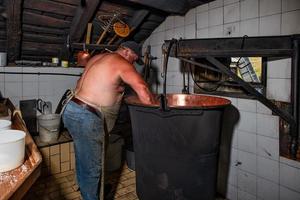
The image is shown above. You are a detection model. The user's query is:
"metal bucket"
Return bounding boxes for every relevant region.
[126,94,230,200]
[38,114,61,143]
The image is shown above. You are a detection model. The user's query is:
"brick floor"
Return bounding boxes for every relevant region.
[23,164,138,200]
[24,164,226,200]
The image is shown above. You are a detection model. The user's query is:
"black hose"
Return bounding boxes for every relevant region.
[160,39,177,111]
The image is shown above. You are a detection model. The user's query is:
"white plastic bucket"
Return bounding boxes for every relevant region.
[0,130,26,172]
[106,134,124,171]
[0,120,11,130]
[38,114,61,143]
[0,52,7,66]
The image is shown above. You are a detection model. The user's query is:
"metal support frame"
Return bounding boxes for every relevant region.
[165,35,300,158]
[291,39,300,157]
[71,43,118,51]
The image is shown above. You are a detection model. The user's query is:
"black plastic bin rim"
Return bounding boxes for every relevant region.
[125,94,231,109]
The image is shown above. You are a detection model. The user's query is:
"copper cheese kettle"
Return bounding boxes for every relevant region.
[77,50,91,67]
[77,23,92,67]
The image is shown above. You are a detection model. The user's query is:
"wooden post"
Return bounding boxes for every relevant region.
[61,0,102,60]
[6,0,23,65]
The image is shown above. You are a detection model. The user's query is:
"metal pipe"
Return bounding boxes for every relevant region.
[290,39,299,158]
[261,57,268,96]
[206,56,296,127]
[160,39,177,111]
[181,60,188,94]
[178,57,221,73]
[72,43,118,51]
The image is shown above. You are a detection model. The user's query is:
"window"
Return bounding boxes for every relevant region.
[193,57,266,97]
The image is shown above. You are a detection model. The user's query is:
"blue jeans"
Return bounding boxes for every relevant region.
[62,101,103,200]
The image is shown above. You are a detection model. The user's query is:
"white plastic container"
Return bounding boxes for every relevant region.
[0,120,11,130]
[0,130,26,172]
[38,114,61,143]
[0,52,7,66]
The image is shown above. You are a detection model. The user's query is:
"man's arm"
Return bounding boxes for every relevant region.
[119,62,154,104]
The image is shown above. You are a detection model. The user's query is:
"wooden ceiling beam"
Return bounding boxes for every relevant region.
[139,21,159,30]
[23,33,65,44]
[51,0,80,6]
[69,0,102,43]
[21,55,53,61]
[121,0,214,14]
[23,0,76,17]
[0,40,6,51]
[128,10,149,29]
[6,0,23,64]
[0,30,6,39]
[22,41,61,51]
[0,5,5,15]
[98,1,135,17]
[115,9,149,45]
[22,24,67,35]
[147,14,165,22]
[0,21,5,28]
[108,0,178,15]
[61,0,102,59]
[22,49,58,56]
[22,42,61,57]
[23,11,71,28]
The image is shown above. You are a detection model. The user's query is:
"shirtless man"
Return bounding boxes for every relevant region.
[62,41,154,200]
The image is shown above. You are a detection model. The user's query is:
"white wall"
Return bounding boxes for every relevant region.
[143,0,300,199]
[0,66,83,111]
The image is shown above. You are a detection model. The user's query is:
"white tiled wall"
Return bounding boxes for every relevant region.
[221,98,300,200]
[0,66,83,110]
[143,0,300,199]
[144,0,299,102]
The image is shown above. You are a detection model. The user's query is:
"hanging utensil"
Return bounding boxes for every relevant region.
[91,12,121,55]
[77,23,92,66]
[37,99,52,114]
[85,22,92,45]
[37,99,46,114]
[77,44,91,67]
[108,21,130,45]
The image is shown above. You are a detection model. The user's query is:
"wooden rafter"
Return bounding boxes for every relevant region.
[22,24,66,35]
[23,33,65,44]
[116,9,149,44]
[22,41,61,55]
[69,0,102,43]
[110,0,187,15]
[52,0,80,6]
[59,0,102,59]
[23,11,71,28]
[23,0,76,17]
[0,40,6,51]
[6,0,23,64]
[0,29,5,39]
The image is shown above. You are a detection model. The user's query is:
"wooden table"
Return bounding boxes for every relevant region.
[0,99,42,200]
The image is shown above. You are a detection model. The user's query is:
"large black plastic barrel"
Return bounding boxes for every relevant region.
[126,94,231,200]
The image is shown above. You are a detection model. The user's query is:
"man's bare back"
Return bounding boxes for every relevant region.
[75,49,154,107]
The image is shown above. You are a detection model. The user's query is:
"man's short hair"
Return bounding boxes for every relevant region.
[120,41,143,65]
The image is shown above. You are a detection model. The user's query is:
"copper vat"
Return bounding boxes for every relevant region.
[125,93,231,200]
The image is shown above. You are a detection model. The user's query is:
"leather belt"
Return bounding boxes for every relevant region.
[71,97,99,117]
